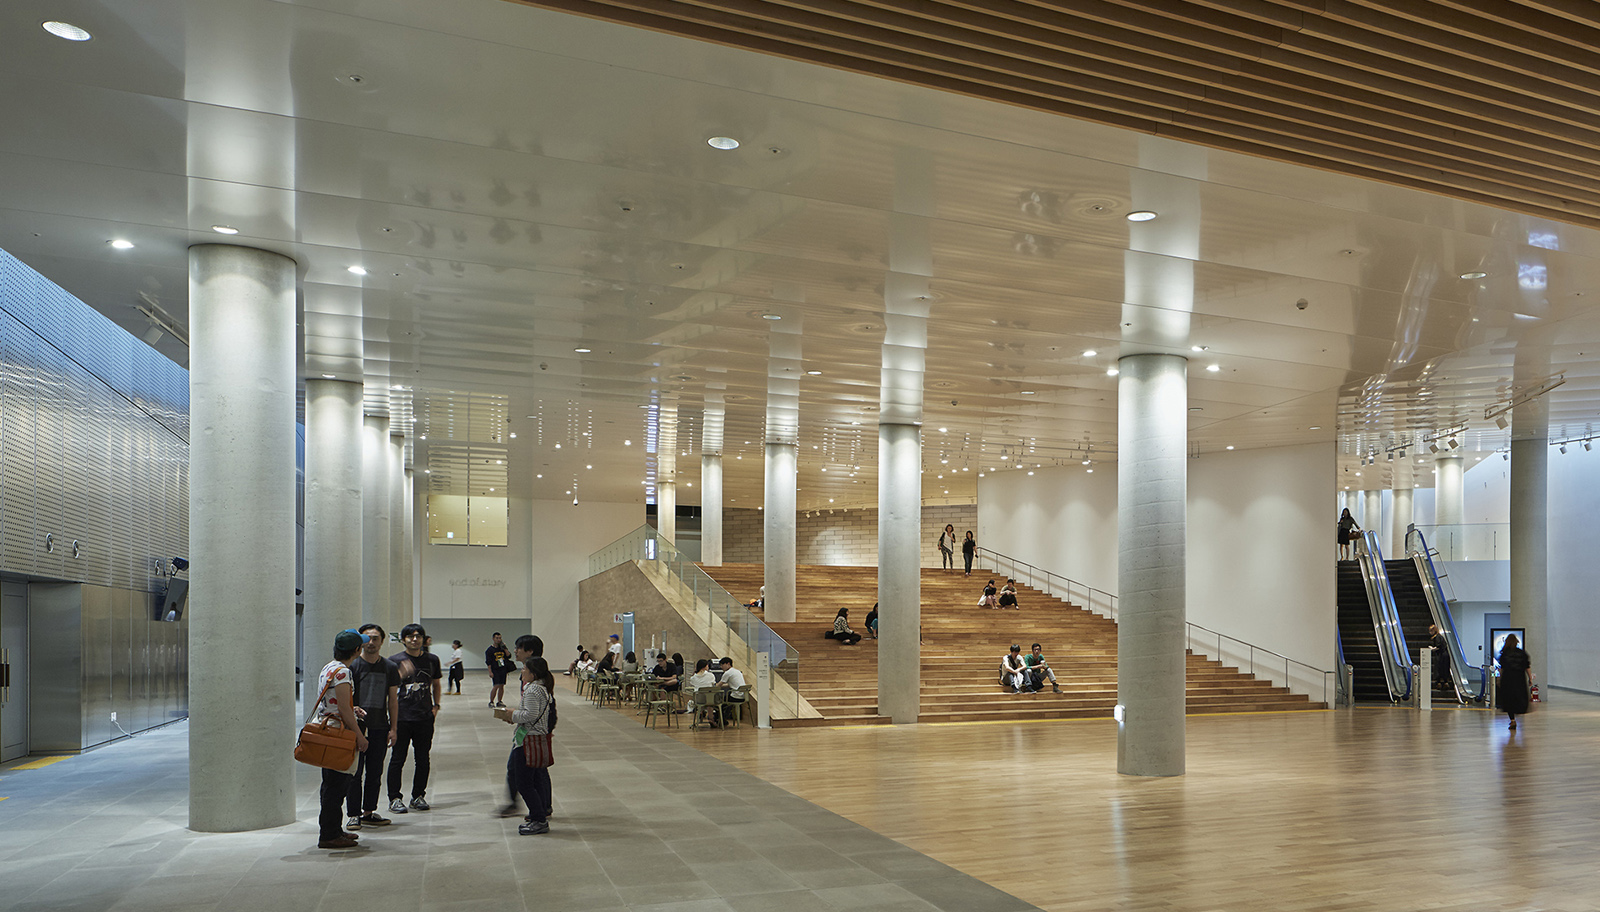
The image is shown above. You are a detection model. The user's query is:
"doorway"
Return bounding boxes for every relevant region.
[1,581,28,761]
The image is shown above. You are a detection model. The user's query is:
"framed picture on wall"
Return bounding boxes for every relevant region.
[1488,627,1525,674]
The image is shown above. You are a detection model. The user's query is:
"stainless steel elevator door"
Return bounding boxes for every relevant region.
[1,581,28,761]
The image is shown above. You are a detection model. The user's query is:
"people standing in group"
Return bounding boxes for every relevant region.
[1023,643,1062,693]
[345,624,399,830]
[826,607,862,645]
[312,630,368,850]
[1497,634,1533,730]
[504,656,555,835]
[938,523,957,570]
[1337,508,1361,560]
[962,531,976,576]
[486,632,515,707]
[387,624,442,815]
[446,639,464,695]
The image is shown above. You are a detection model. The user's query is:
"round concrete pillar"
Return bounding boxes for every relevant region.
[1363,489,1384,555]
[763,442,798,623]
[362,413,392,630]
[1392,484,1414,555]
[1116,353,1187,777]
[1435,456,1465,526]
[188,244,298,831]
[389,433,407,636]
[657,479,677,544]
[701,455,723,566]
[1509,439,1548,701]
[303,379,363,701]
[877,423,922,723]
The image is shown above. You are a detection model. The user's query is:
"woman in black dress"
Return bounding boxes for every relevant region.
[962,531,976,576]
[1497,634,1533,730]
[1336,508,1361,560]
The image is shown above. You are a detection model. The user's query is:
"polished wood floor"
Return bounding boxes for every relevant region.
[635,695,1600,912]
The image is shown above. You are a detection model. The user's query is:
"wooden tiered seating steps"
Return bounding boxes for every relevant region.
[699,562,1324,725]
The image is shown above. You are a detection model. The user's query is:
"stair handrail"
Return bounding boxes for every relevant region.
[979,546,1336,706]
[1187,621,1336,707]
[587,525,799,692]
[1355,531,1413,701]
[1403,526,1481,701]
[973,546,1118,620]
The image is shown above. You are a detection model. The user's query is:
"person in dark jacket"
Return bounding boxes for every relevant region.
[1497,634,1533,730]
[962,531,977,576]
[1337,508,1361,560]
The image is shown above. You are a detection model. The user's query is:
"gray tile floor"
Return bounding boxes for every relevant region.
[0,688,1039,912]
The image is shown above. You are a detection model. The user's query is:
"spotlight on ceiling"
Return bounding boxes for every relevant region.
[1495,415,1509,429]
[1560,444,1568,454]
[1428,442,1440,454]
[1502,452,1509,461]
[1586,440,1594,452]
[1448,437,1460,449]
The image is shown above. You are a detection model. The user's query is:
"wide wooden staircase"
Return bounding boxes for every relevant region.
[701,563,1324,726]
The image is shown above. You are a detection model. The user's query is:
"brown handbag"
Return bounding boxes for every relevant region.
[294,670,360,771]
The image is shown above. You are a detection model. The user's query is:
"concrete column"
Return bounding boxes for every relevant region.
[877,422,922,723]
[657,480,676,544]
[1509,439,1549,700]
[403,468,416,624]
[1435,456,1465,526]
[1392,484,1414,555]
[1363,488,1384,555]
[701,455,723,565]
[389,433,407,636]
[362,414,392,631]
[187,244,297,831]
[763,442,798,623]
[1116,353,1187,778]
[302,379,363,703]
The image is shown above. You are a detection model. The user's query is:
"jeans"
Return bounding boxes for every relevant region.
[508,746,552,822]
[345,723,389,815]
[963,551,974,573]
[320,769,352,840]
[388,717,435,800]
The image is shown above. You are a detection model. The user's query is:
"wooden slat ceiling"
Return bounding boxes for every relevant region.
[510,0,1600,229]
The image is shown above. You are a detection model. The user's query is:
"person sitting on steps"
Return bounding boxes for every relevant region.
[979,579,998,609]
[825,607,863,645]
[1023,643,1062,693]
[999,644,1033,693]
[998,579,1020,610]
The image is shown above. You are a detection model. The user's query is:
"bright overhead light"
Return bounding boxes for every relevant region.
[707,136,740,150]
[110,239,134,249]
[624,439,631,446]
[1226,445,1235,450]
[1082,349,1097,357]
[347,265,367,276]
[321,373,335,379]
[761,313,782,321]
[1309,426,1321,430]
[43,20,92,41]
[1019,390,1036,395]
[1126,210,1158,222]
[1206,364,1221,372]
[211,225,239,235]
[938,427,948,433]
[1461,271,1488,280]
[806,370,822,375]
[574,347,591,353]
[1107,367,1119,376]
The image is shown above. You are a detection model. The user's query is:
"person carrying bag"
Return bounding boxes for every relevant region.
[503,656,556,835]
[302,629,370,849]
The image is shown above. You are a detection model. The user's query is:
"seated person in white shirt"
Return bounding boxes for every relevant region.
[717,658,747,701]
[999,644,1032,693]
[686,659,717,691]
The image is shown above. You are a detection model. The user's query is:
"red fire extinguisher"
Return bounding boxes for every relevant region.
[1531,673,1541,703]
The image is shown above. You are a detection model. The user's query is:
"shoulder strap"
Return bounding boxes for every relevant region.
[303,668,337,726]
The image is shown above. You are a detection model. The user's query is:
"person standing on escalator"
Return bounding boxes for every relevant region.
[1428,625,1452,694]
[1337,508,1361,561]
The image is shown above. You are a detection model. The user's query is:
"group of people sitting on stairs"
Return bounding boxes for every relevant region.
[1000,643,1062,694]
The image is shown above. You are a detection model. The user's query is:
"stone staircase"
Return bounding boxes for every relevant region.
[701,562,1324,725]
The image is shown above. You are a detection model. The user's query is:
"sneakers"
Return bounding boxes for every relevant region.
[409,796,430,811]
[1052,684,1062,693]
[389,798,409,814]
[518,820,550,835]
[359,812,391,826]
[318,835,359,849]
[489,701,497,708]
[346,815,361,830]
[497,803,521,818]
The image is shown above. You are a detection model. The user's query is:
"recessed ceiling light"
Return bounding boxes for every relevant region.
[574,347,591,353]
[347,265,367,276]
[1126,210,1158,222]
[1019,390,1036,395]
[806,370,822,375]
[707,136,740,150]
[761,313,782,321]
[624,439,631,446]
[321,373,335,379]
[1082,349,1097,357]
[1226,445,1235,450]
[938,427,948,433]
[42,20,92,41]
[1206,364,1221,372]
[1461,271,1487,280]
[1191,345,1207,352]
[209,225,241,236]
[1309,426,1321,430]
[1107,367,1119,376]
[110,239,134,249]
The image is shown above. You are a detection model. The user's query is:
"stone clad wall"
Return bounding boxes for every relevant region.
[722,504,977,567]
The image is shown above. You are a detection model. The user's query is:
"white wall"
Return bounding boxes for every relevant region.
[1463,455,1511,523]
[979,443,1337,698]
[1547,444,1600,693]
[528,499,641,663]
[420,495,533,621]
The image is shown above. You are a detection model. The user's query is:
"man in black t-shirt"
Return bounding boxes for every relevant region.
[387,623,443,814]
[485,632,515,709]
[346,624,400,828]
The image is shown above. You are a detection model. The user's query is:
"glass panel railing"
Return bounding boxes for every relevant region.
[588,525,800,697]
[1404,527,1485,701]
[1356,532,1412,701]
[973,547,1118,620]
[1410,523,1509,561]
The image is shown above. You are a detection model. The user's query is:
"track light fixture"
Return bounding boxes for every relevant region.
[1560,444,1568,454]
[1586,440,1593,452]
[1495,415,1509,430]
[1428,442,1440,454]
[1448,437,1460,449]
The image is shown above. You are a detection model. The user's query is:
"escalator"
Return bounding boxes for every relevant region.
[1384,560,1442,687]
[1336,561,1392,703]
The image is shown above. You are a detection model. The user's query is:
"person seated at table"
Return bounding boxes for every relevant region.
[619,651,639,675]
[998,579,1020,610]
[825,607,863,645]
[716,657,747,727]
[594,649,616,676]
[651,653,680,693]
[686,658,717,691]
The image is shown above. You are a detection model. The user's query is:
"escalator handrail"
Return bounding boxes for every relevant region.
[1403,527,1480,700]
[1355,532,1413,700]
